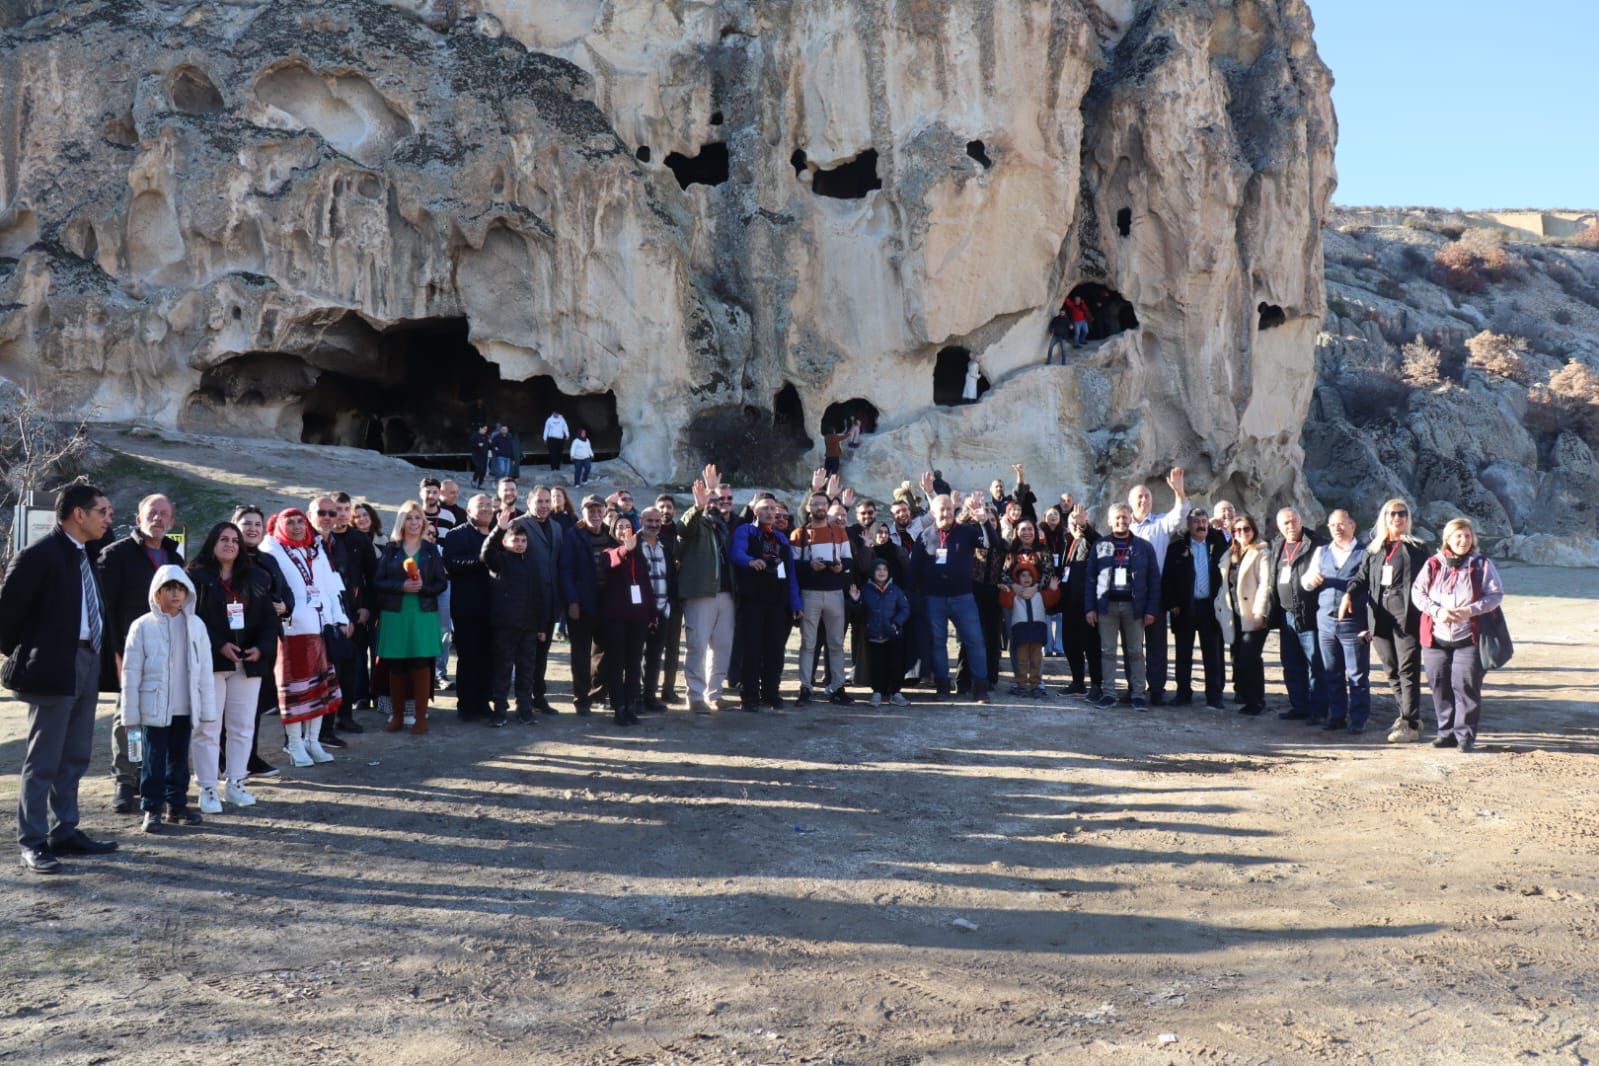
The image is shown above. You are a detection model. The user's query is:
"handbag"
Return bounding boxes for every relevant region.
[317,607,356,664]
[1477,607,1514,670]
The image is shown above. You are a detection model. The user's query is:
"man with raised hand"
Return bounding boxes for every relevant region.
[909,473,990,704]
[677,466,737,713]
[1127,466,1190,706]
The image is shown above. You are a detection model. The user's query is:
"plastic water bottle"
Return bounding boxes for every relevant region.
[127,726,144,764]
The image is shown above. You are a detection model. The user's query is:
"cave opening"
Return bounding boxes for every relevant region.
[664,142,730,189]
[810,149,882,199]
[709,110,724,126]
[635,145,651,163]
[1067,282,1139,341]
[773,383,812,450]
[966,140,992,168]
[293,317,622,464]
[790,149,808,178]
[1258,302,1286,330]
[169,66,224,115]
[1116,207,1132,237]
[822,398,879,434]
[933,346,988,406]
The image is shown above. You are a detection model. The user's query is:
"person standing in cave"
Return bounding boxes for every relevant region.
[488,423,513,481]
[542,409,571,473]
[468,424,491,490]
[569,428,594,487]
[961,355,983,403]
[1046,305,1073,364]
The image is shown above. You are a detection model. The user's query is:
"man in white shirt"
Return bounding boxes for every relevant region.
[542,411,571,472]
[1128,466,1190,705]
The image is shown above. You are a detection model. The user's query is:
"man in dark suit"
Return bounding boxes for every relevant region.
[512,485,564,714]
[1,483,119,873]
[442,493,496,722]
[636,506,679,713]
[97,493,184,812]
[1163,509,1226,709]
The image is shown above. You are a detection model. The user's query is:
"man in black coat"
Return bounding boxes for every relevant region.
[512,485,564,714]
[1163,510,1226,708]
[97,493,183,812]
[636,506,680,713]
[442,494,497,722]
[1,483,119,873]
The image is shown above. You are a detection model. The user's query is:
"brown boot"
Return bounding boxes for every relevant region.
[385,707,405,732]
[386,678,408,732]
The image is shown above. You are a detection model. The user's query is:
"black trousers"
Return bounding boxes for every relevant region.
[868,639,905,697]
[1372,625,1423,725]
[600,619,647,710]
[491,625,540,710]
[1231,629,1268,708]
[567,613,607,707]
[737,599,789,702]
[547,441,563,471]
[958,584,1002,688]
[643,616,669,701]
[454,615,493,718]
[659,600,683,696]
[1064,609,1102,686]
[1171,600,1224,701]
[1138,613,1170,697]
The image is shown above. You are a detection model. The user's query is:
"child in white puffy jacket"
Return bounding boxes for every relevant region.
[121,565,217,832]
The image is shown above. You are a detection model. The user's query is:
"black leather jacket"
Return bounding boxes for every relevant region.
[373,541,449,614]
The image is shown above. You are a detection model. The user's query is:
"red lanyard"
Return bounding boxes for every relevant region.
[1284,539,1303,565]
[1384,540,1401,564]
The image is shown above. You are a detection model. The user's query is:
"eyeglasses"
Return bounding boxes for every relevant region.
[1233,525,1254,533]
[1390,510,1409,518]
[316,509,338,517]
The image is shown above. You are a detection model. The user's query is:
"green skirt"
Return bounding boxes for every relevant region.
[376,595,443,661]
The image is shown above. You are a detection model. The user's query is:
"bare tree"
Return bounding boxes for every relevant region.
[0,387,89,572]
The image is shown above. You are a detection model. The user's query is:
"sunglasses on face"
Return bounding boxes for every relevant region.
[316,509,338,517]
[1390,510,1409,518]
[1234,525,1254,534]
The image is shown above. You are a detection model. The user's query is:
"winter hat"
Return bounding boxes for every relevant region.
[1011,561,1039,583]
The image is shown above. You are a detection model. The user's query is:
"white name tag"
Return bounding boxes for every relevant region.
[305,586,322,609]
[776,562,786,579]
[226,602,245,630]
[1113,566,1129,589]
[1380,563,1395,587]
[935,548,949,565]
[629,584,642,605]
[1279,564,1293,584]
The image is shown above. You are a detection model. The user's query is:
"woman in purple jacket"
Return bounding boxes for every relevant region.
[1411,518,1504,753]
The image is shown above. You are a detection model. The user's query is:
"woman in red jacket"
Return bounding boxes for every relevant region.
[600,512,654,726]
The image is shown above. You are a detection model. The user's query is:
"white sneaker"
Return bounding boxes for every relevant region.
[870,692,883,707]
[890,693,908,706]
[1387,721,1422,743]
[225,780,257,807]
[198,785,223,815]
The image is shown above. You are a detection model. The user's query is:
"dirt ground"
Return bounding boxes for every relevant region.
[2,431,1597,1064]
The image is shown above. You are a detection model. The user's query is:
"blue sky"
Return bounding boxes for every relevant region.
[1311,0,1597,210]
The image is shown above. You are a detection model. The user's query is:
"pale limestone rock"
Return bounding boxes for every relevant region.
[0,0,1335,504]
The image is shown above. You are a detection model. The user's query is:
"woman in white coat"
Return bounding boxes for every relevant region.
[1217,513,1273,716]
[261,507,348,767]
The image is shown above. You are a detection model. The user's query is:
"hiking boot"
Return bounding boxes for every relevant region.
[1387,721,1422,743]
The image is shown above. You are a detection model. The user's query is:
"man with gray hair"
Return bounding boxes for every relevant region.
[1268,506,1327,723]
[1128,467,1189,705]
[1086,502,1161,709]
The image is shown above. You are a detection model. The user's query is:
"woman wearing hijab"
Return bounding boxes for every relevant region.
[260,507,347,766]
[1411,518,1505,753]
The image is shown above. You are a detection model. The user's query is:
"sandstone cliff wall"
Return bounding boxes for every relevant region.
[0,0,1335,501]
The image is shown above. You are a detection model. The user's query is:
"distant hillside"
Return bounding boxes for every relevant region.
[1306,207,1599,565]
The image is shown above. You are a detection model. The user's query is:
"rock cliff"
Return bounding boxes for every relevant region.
[0,0,1335,499]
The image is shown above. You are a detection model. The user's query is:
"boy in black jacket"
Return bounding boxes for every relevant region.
[482,515,550,726]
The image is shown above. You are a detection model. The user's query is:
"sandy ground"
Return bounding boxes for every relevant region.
[0,554,1594,1065]
[3,429,1597,1063]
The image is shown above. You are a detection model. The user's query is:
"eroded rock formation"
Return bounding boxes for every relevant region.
[0,0,1335,498]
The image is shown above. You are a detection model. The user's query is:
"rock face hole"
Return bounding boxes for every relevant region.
[709,111,724,126]
[1068,282,1139,341]
[1257,302,1286,330]
[822,398,879,434]
[772,383,812,450]
[664,142,729,189]
[635,145,651,163]
[169,66,224,115]
[966,140,992,168]
[790,149,808,178]
[1116,207,1132,237]
[286,317,620,461]
[933,346,988,406]
[810,150,882,199]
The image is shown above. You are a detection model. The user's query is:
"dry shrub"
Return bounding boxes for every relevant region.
[1400,334,1443,387]
[1434,228,1521,291]
[1527,360,1599,445]
[1572,223,1599,249]
[1465,330,1533,384]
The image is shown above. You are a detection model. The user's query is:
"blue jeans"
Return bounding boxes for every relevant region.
[139,716,193,813]
[1279,614,1327,716]
[489,456,511,479]
[572,458,592,486]
[1046,337,1069,365]
[436,585,453,676]
[924,593,986,684]
[1046,613,1065,655]
[1073,320,1090,345]
[1317,620,1370,727]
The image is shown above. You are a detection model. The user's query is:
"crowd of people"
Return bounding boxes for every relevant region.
[3,460,1507,873]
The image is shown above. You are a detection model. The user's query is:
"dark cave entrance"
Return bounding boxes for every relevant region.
[1258,302,1286,330]
[1116,207,1132,237]
[1067,282,1139,341]
[294,317,622,463]
[966,140,992,169]
[773,382,813,450]
[665,142,730,189]
[808,149,882,199]
[822,398,879,434]
[933,346,988,406]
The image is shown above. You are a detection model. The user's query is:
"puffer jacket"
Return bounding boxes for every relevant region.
[860,578,911,642]
[120,565,219,728]
[481,527,552,631]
